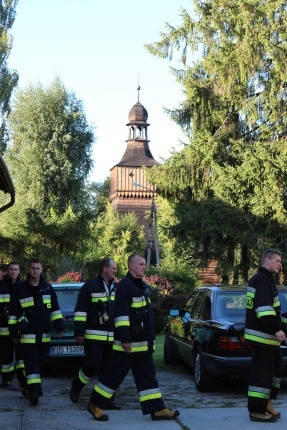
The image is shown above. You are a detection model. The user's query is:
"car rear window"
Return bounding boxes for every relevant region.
[55,289,79,310]
[214,292,246,320]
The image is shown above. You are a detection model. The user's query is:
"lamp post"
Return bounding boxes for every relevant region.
[132,181,160,267]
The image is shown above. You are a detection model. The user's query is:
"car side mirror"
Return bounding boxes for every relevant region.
[169,309,192,322]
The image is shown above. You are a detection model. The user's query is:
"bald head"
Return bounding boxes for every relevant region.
[128,254,146,278]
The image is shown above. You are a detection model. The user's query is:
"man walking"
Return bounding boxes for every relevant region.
[70,257,120,409]
[0,261,25,388]
[8,258,64,406]
[87,253,180,422]
[245,248,286,422]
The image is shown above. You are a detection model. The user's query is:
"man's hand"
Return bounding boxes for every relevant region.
[76,336,84,343]
[121,342,131,353]
[275,330,286,342]
[58,331,64,339]
[12,337,19,344]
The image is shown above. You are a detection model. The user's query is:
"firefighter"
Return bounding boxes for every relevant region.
[0,261,25,388]
[70,258,120,409]
[87,253,180,422]
[245,248,286,423]
[8,258,64,406]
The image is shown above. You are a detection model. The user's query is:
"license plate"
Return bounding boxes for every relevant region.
[49,345,84,355]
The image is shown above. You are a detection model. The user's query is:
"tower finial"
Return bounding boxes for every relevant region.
[137,73,140,102]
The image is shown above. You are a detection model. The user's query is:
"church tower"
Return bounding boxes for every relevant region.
[110,86,160,233]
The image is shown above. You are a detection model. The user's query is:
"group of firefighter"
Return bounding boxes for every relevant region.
[0,248,285,424]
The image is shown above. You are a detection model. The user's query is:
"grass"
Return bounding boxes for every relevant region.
[154,334,165,368]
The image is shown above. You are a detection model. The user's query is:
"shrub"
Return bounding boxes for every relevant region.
[150,286,187,334]
[143,274,173,294]
[56,271,83,283]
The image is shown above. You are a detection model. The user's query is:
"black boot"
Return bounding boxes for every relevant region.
[30,392,39,406]
[70,376,84,404]
[107,400,122,410]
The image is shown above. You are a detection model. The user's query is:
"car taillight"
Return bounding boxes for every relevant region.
[217,336,251,350]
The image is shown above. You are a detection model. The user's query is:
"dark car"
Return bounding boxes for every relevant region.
[46,282,84,360]
[164,285,287,392]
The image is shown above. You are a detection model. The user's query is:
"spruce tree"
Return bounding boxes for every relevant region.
[146,1,287,281]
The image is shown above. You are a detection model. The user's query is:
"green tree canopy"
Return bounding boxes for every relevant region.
[146,1,287,281]
[0,77,95,269]
[84,203,146,278]
[7,77,94,214]
[0,0,19,152]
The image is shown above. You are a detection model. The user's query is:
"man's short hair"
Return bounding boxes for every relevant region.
[98,258,114,275]
[261,249,281,266]
[8,261,19,269]
[128,253,144,266]
[28,258,42,268]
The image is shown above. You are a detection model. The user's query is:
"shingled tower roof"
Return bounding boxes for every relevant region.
[113,85,160,168]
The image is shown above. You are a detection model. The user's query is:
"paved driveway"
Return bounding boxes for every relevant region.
[1,362,287,429]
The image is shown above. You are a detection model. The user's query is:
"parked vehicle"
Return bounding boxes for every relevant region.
[164,285,287,392]
[45,282,84,360]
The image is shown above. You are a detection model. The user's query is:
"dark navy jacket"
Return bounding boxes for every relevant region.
[8,275,64,345]
[74,275,116,343]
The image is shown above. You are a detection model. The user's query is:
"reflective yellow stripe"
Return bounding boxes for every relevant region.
[74,316,86,322]
[0,294,9,302]
[21,338,36,344]
[27,374,41,385]
[257,310,276,318]
[113,344,125,352]
[115,320,130,328]
[1,363,14,372]
[140,392,162,402]
[20,297,34,308]
[248,390,269,399]
[244,333,279,346]
[84,335,114,342]
[50,310,63,321]
[95,384,113,399]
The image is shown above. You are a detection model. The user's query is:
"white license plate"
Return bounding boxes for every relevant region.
[49,345,84,355]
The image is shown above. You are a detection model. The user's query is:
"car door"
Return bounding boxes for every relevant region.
[176,290,207,367]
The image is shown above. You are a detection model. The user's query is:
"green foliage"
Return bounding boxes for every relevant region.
[7,77,94,214]
[144,272,189,333]
[150,286,187,334]
[145,1,287,282]
[147,196,199,293]
[84,203,146,278]
[0,0,19,152]
[0,77,95,272]
[85,178,111,217]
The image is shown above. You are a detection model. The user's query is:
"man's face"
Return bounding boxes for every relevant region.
[28,263,43,280]
[102,261,117,283]
[129,256,146,278]
[7,264,20,283]
[266,255,282,274]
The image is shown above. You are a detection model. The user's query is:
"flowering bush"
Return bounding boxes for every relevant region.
[143,274,173,295]
[143,274,187,333]
[56,271,83,283]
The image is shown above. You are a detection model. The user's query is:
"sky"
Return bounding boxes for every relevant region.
[7,0,192,183]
